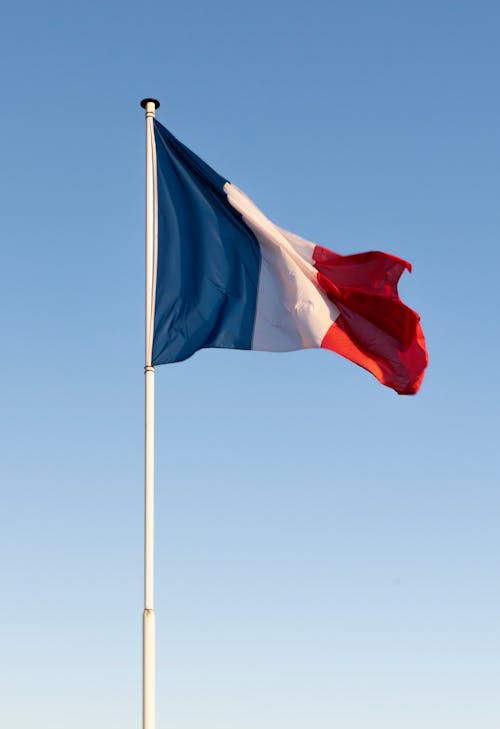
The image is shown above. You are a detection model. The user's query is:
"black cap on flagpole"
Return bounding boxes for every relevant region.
[140,98,161,109]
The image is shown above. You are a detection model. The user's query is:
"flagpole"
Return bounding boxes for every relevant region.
[141,96,160,729]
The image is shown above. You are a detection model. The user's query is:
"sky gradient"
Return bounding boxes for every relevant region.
[1,1,499,727]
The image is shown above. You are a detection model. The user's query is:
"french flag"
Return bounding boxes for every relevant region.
[152,120,428,395]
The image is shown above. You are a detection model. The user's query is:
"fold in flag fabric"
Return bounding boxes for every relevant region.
[152,120,428,395]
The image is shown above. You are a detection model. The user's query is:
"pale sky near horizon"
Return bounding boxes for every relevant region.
[1,2,499,728]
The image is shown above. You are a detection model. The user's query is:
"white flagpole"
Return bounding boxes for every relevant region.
[140,97,160,729]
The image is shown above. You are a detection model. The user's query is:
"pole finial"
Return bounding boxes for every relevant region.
[140,98,160,110]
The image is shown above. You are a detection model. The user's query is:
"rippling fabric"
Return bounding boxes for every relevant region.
[151,120,427,394]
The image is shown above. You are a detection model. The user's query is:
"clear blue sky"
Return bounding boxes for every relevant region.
[1,1,499,727]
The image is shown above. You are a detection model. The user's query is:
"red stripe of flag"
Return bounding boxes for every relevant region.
[313,247,428,395]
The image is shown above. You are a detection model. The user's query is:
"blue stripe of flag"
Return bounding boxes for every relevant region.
[152,120,262,365]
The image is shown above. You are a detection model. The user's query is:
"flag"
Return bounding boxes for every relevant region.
[151,120,428,395]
